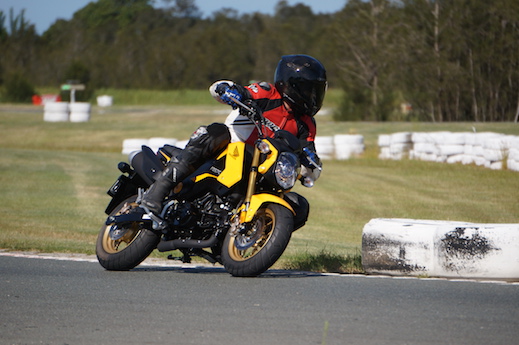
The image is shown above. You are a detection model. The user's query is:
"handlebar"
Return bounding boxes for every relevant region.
[227,94,255,115]
[227,94,266,138]
[228,93,321,175]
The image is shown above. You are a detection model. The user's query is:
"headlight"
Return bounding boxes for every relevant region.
[275,152,299,190]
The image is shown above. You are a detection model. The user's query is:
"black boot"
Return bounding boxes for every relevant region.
[140,161,191,216]
[141,123,230,216]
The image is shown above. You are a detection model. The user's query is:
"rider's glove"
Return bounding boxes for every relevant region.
[209,80,243,109]
[215,83,242,109]
[302,147,321,170]
[300,147,322,185]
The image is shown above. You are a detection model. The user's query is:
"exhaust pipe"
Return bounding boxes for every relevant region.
[157,234,218,252]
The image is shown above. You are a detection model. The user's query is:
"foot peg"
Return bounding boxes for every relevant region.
[139,205,167,230]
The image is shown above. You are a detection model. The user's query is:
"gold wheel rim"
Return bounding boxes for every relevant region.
[102,202,141,254]
[228,208,275,262]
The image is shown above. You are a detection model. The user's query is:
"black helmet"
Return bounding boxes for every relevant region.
[274,54,327,116]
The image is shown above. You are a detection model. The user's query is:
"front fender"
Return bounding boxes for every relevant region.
[239,193,295,223]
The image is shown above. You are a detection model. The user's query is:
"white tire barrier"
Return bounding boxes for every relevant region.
[122,138,179,155]
[333,134,364,160]
[69,102,91,122]
[123,134,366,159]
[122,139,149,155]
[97,95,113,107]
[43,102,69,122]
[378,132,412,160]
[362,218,519,280]
[175,140,189,149]
[148,137,178,153]
[314,136,334,160]
[380,131,519,172]
[314,135,365,160]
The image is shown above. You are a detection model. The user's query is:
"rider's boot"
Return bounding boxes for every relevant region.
[140,123,231,217]
[140,160,191,216]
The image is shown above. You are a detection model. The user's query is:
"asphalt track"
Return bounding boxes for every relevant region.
[1,252,518,345]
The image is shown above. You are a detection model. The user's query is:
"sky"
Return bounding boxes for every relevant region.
[1,0,347,35]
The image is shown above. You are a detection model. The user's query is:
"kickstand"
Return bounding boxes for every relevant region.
[167,248,219,264]
[167,250,191,263]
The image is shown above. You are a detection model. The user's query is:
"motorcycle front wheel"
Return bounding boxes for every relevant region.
[221,203,293,277]
[96,196,160,271]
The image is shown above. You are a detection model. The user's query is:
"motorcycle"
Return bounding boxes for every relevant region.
[96,98,319,277]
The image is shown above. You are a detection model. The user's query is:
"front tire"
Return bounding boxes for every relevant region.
[96,196,160,271]
[221,203,293,277]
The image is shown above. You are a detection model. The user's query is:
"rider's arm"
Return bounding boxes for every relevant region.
[297,116,322,181]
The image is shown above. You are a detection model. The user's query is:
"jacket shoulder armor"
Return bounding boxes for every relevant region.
[258,82,271,91]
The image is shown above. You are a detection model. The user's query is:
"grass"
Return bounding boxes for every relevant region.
[35,87,345,108]
[1,98,519,273]
[284,250,363,274]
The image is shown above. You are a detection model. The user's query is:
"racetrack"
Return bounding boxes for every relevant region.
[1,253,518,345]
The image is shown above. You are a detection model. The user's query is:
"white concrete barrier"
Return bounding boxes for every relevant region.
[362,218,519,280]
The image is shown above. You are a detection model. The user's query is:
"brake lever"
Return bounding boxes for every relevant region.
[227,94,256,115]
[227,95,265,138]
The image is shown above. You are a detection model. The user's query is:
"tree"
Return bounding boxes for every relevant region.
[2,0,518,122]
[2,72,36,103]
[333,0,405,121]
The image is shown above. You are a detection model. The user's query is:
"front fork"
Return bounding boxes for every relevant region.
[236,143,294,226]
[240,143,262,223]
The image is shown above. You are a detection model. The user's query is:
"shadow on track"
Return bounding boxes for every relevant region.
[131,264,325,278]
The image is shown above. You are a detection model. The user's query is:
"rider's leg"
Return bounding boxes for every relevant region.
[139,158,191,215]
[140,123,230,215]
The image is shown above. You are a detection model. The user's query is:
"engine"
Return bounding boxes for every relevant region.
[164,193,230,241]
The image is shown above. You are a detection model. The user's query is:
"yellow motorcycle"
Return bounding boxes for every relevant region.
[96,100,317,276]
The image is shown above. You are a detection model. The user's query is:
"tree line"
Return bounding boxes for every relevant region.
[1,0,518,122]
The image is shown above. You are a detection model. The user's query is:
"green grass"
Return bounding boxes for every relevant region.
[284,250,363,274]
[1,101,519,273]
[34,87,344,108]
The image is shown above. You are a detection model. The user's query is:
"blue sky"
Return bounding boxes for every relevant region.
[1,0,347,34]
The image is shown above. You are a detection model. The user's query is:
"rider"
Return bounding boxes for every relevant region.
[139,54,327,225]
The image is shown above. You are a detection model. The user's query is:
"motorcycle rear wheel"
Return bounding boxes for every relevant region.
[221,203,293,277]
[96,196,160,271]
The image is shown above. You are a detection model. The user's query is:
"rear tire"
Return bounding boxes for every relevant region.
[221,204,293,277]
[96,196,160,271]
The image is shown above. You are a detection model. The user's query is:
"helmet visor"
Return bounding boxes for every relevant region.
[288,78,327,116]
